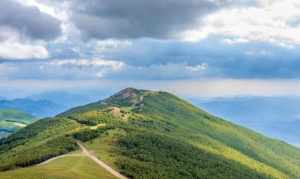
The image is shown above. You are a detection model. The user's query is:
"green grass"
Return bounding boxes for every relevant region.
[0,155,117,179]
[0,88,300,178]
[0,109,36,138]
[85,130,276,179]
[81,90,300,179]
[0,109,35,123]
[0,118,81,170]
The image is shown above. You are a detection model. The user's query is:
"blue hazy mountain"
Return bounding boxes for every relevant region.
[29,91,106,109]
[0,91,109,118]
[192,96,300,147]
[0,99,63,117]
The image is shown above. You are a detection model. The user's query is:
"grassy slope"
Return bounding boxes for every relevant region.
[0,118,81,170]
[0,88,299,178]
[62,89,300,178]
[0,155,117,179]
[140,93,300,174]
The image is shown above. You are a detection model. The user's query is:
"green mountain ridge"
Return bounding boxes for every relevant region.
[0,109,36,138]
[0,88,299,179]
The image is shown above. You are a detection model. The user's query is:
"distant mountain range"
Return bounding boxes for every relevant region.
[0,99,63,117]
[29,91,100,109]
[0,88,299,178]
[0,91,105,118]
[193,97,300,147]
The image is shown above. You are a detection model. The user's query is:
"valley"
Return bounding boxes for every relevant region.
[0,109,36,138]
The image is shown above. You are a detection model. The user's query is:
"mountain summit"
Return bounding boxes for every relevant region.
[0,88,299,179]
[104,87,146,107]
[109,88,141,100]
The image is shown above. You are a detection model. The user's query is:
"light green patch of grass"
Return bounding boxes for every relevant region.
[0,155,118,179]
[0,109,35,124]
[85,128,127,169]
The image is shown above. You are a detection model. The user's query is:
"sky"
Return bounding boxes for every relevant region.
[1,0,300,99]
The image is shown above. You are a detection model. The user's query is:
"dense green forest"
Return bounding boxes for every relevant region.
[0,88,299,178]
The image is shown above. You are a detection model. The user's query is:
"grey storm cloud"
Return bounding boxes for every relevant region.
[69,0,220,40]
[0,0,62,41]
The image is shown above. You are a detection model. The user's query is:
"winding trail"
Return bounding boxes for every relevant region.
[38,141,128,179]
[76,141,128,179]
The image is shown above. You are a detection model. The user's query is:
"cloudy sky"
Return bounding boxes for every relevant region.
[1,0,300,98]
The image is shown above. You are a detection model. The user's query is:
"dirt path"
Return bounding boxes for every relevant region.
[38,141,128,179]
[76,141,128,179]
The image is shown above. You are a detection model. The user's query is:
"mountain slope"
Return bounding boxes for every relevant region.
[194,97,300,147]
[0,88,299,179]
[0,109,36,138]
[0,154,118,179]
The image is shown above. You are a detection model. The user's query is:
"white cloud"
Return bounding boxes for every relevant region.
[0,1,60,60]
[186,63,209,72]
[0,58,126,80]
[181,0,300,45]
[17,0,54,16]
[94,39,132,53]
[0,39,48,59]
[223,38,249,44]
[49,59,124,71]
[41,58,124,79]
[244,49,272,56]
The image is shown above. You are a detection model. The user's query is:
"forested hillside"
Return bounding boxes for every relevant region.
[0,88,299,179]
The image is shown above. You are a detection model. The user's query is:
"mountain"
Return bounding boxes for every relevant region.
[0,98,64,117]
[193,97,300,147]
[30,91,106,109]
[0,88,299,179]
[0,109,36,138]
